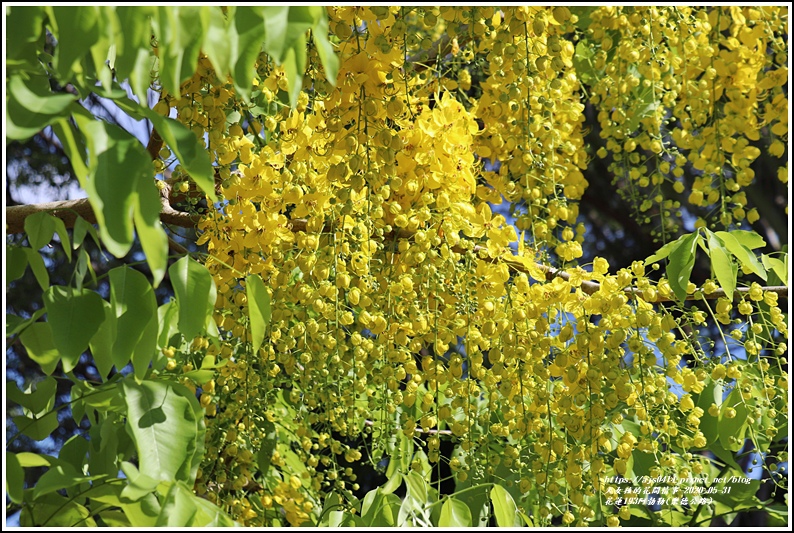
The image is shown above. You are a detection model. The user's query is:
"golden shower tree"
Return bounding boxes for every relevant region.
[5,6,789,527]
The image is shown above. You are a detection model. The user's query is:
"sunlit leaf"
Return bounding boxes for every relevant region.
[122,379,205,485]
[6,246,28,283]
[706,230,737,301]
[23,247,49,291]
[13,412,59,441]
[168,256,217,341]
[490,484,519,527]
[246,274,271,353]
[6,453,24,504]
[666,231,699,302]
[20,322,61,375]
[49,6,101,82]
[439,496,472,527]
[43,286,105,372]
[715,231,767,281]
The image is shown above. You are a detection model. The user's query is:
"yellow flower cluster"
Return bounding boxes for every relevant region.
[587,6,788,235]
[148,6,788,526]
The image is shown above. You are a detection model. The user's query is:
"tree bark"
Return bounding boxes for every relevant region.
[5,196,200,234]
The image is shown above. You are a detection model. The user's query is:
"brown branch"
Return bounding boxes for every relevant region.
[6,189,201,235]
[6,199,97,234]
[8,202,788,303]
[168,237,189,255]
[288,219,787,302]
[363,418,453,436]
[146,127,164,161]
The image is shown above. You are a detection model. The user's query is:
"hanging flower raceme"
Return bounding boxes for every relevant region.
[175,6,790,527]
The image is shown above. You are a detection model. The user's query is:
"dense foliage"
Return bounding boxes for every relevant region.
[5,5,789,527]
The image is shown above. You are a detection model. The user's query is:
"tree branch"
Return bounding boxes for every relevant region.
[8,207,787,303]
[5,190,201,234]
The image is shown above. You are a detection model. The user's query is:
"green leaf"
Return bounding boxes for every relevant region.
[153,7,206,98]
[631,449,656,478]
[6,376,57,414]
[694,379,723,446]
[156,300,180,349]
[43,286,105,372]
[109,267,157,372]
[5,6,46,63]
[7,246,28,283]
[69,112,160,260]
[572,40,599,84]
[246,274,271,353]
[6,452,25,504]
[705,439,742,471]
[718,388,750,452]
[570,6,597,34]
[644,235,685,265]
[20,322,61,375]
[32,464,90,500]
[202,6,235,82]
[114,97,217,202]
[59,434,89,474]
[74,381,125,412]
[156,481,236,526]
[762,254,788,286]
[113,6,156,102]
[89,7,120,92]
[98,511,131,527]
[666,231,699,301]
[20,492,96,527]
[89,301,117,379]
[134,171,169,287]
[168,256,217,341]
[311,12,339,85]
[13,412,59,441]
[726,229,766,250]
[185,486,237,526]
[360,488,381,520]
[16,452,57,468]
[132,312,159,381]
[261,6,290,61]
[361,488,400,527]
[372,491,401,527]
[6,315,25,338]
[404,470,427,504]
[712,477,761,508]
[52,216,72,261]
[24,211,56,250]
[120,492,161,527]
[232,7,266,101]
[49,6,100,82]
[282,33,307,107]
[455,478,491,527]
[9,70,75,113]
[490,484,519,527]
[380,465,403,495]
[715,231,767,281]
[625,84,661,133]
[6,74,76,140]
[520,512,535,527]
[706,231,737,301]
[120,461,161,502]
[6,308,46,338]
[72,216,100,250]
[65,109,168,282]
[24,247,50,291]
[439,496,472,527]
[122,379,205,485]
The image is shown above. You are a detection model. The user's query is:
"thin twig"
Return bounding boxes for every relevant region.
[364,418,453,436]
